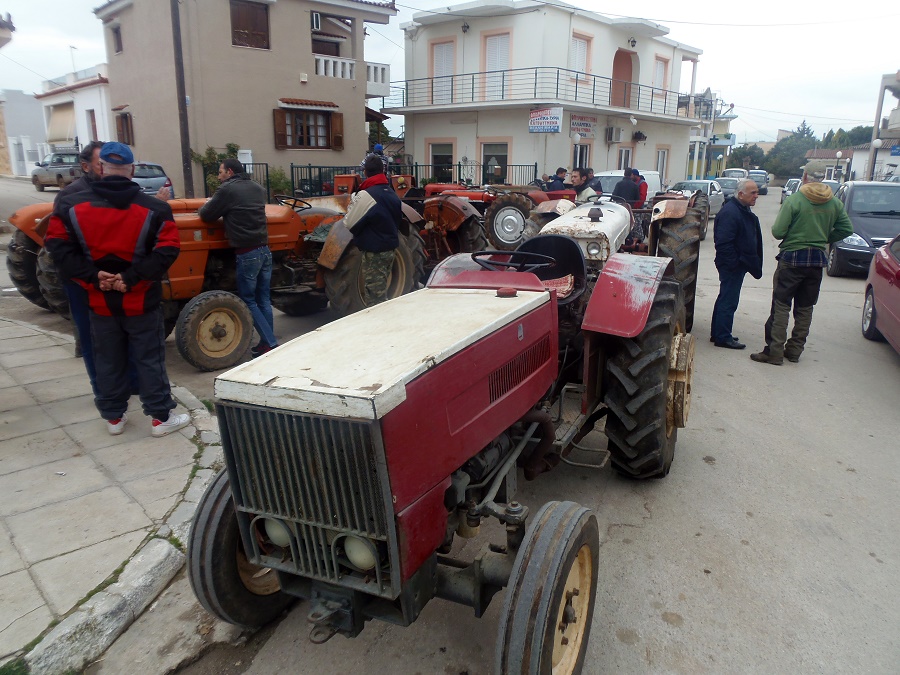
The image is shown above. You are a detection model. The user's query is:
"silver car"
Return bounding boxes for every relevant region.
[669,180,726,218]
[781,178,801,204]
[132,162,174,199]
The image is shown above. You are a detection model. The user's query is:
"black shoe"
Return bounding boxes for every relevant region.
[715,339,746,350]
[710,336,738,343]
[250,342,269,358]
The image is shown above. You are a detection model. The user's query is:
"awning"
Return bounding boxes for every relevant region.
[365,106,388,122]
[46,103,75,144]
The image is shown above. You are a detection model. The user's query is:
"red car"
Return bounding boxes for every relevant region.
[863,233,900,353]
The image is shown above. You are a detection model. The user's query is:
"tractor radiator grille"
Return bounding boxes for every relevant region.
[218,403,396,595]
[489,335,551,402]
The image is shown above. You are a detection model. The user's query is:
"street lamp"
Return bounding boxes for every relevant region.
[869,139,883,180]
[717,154,724,177]
[835,151,842,182]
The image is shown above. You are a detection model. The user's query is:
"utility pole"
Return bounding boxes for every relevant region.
[170,0,194,197]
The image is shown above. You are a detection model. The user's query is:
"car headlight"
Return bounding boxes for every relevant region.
[841,233,867,247]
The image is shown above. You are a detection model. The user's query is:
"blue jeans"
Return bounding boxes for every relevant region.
[236,247,277,348]
[711,268,746,344]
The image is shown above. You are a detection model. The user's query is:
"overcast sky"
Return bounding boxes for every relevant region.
[2,0,897,144]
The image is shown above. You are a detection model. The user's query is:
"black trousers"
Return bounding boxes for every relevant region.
[90,308,175,421]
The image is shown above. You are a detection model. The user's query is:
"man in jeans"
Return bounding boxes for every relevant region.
[199,158,277,357]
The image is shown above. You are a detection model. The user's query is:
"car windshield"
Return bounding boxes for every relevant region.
[849,186,900,214]
[786,179,800,190]
[717,178,738,189]
[134,164,166,178]
[671,181,708,193]
[722,170,745,178]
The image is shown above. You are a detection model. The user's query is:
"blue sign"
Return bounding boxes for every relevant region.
[891,145,900,157]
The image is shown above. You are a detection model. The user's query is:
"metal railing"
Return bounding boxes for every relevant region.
[203,162,270,199]
[379,66,711,120]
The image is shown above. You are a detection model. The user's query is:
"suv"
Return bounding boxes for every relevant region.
[827,181,900,276]
[748,170,769,195]
[31,152,82,191]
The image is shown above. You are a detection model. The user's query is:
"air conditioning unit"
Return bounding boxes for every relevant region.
[606,127,625,143]
[311,12,321,31]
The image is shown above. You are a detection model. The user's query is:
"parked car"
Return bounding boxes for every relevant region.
[827,181,900,277]
[721,168,748,181]
[823,180,840,194]
[132,162,174,199]
[31,151,82,191]
[716,177,739,202]
[595,170,662,198]
[669,179,725,218]
[862,233,900,354]
[748,169,769,195]
[781,178,801,204]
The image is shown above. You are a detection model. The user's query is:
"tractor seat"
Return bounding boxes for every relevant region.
[516,234,587,305]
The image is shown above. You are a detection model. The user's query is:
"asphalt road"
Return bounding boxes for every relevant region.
[2,177,899,673]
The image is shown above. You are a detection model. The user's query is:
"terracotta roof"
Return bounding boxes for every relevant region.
[805,148,854,159]
[346,0,394,8]
[34,76,109,99]
[312,31,347,39]
[279,98,338,108]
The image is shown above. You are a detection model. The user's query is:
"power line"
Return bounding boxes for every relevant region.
[734,104,871,124]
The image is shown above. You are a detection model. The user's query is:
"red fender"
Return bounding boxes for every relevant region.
[582,253,675,338]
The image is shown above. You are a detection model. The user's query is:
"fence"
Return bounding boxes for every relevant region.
[203,162,271,200]
[289,162,539,196]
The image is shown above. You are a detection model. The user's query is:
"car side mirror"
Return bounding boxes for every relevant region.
[35,162,41,167]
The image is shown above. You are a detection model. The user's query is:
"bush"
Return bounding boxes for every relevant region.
[268,167,292,201]
[191,144,240,196]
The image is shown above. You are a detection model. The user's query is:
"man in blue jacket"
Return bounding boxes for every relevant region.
[343,155,401,306]
[710,178,762,349]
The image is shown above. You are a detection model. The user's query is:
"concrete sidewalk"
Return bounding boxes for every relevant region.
[0,317,229,674]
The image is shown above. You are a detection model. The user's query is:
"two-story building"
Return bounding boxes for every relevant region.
[35,65,113,151]
[93,0,396,197]
[380,0,707,185]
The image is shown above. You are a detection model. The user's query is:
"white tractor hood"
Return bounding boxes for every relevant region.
[215,287,549,420]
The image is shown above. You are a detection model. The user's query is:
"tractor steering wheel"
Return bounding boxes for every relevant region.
[471,251,557,274]
[275,195,312,211]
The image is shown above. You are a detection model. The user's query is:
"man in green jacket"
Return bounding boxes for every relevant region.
[750,160,852,365]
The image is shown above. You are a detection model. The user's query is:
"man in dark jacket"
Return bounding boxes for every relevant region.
[710,178,762,349]
[545,167,567,191]
[45,142,189,437]
[612,168,640,205]
[360,143,391,176]
[344,155,401,306]
[199,158,276,357]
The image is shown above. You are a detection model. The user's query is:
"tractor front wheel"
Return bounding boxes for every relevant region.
[175,290,254,371]
[657,207,702,332]
[6,230,50,310]
[484,193,533,250]
[188,469,294,628]
[446,216,490,255]
[496,501,599,674]
[604,279,690,479]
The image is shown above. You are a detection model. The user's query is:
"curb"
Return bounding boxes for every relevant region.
[13,380,224,674]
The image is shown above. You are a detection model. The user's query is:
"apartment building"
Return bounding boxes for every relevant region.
[94,0,395,197]
[380,0,707,184]
[35,65,113,150]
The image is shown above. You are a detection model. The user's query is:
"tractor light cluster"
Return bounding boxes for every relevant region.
[343,535,378,571]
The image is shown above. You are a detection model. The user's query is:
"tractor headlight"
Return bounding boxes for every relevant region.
[586,241,602,257]
[262,518,292,548]
[344,536,377,571]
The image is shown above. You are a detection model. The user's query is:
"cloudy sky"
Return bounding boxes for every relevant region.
[2,0,897,143]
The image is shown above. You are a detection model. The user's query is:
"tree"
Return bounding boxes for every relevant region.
[728,144,765,169]
[847,125,874,146]
[368,120,392,148]
[831,129,852,149]
[795,120,815,139]
[764,133,818,178]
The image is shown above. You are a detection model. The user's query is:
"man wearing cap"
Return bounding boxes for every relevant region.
[199,158,276,358]
[612,168,640,206]
[632,170,649,208]
[546,167,567,191]
[750,159,852,365]
[45,142,190,437]
[361,143,390,176]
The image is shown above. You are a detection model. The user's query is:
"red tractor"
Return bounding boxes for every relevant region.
[188,229,695,672]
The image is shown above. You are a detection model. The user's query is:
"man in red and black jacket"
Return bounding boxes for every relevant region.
[45,142,190,438]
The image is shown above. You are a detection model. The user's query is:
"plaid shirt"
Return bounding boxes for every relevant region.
[777,247,828,268]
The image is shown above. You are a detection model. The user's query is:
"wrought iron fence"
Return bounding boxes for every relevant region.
[203,162,271,200]
[380,66,711,120]
[290,164,360,197]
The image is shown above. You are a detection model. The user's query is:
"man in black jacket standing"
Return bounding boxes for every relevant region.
[343,155,401,306]
[199,158,276,357]
[612,168,640,205]
[710,178,762,349]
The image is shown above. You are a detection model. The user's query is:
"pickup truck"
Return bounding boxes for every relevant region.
[31,151,82,191]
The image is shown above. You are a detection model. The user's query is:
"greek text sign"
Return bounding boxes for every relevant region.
[529,107,563,133]
[570,114,597,139]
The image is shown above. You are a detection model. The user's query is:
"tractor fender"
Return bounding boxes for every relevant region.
[421,194,480,234]
[9,203,53,246]
[582,253,675,338]
[650,198,689,223]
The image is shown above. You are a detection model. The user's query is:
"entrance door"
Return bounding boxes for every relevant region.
[482,142,508,184]
[611,50,633,108]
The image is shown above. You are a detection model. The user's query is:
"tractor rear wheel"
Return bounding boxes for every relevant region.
[37,248,71,319]
[496,501,599,674]
[657,207,702,332]
[484,193,533,250]
[324,231,422,316]
[604,279,689,479]
[6,230,50,310]
[188,469,294,628]
[407,228,427,287]
[175,290,254,371]
[446,216,489,254]
[693,193,710,241]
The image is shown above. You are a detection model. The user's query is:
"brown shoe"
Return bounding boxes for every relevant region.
[784,354,800,363]
[750,351,783,366]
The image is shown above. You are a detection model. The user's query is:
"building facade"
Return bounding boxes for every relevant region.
[35,65,113,150]
[864,71,900,181]
[2,90,49,177]
[380,0,707,185]
[94,0,395,197]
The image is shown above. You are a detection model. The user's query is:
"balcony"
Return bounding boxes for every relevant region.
[366,61,390,99]
[379,67,708,121]
[314,55,355,80]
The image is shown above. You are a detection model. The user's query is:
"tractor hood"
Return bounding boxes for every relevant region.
[539,200,631,263]
[215,288,550,420]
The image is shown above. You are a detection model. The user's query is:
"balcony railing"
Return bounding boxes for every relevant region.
[380,67,709,120]
[366,61,390,98]
[315,55,355,80]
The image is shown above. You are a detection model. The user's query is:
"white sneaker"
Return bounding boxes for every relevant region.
[151,413,190,438]
[107,413,128,436]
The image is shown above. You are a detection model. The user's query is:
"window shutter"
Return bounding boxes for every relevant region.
[115,114,124,143]
[330,112,344,150]
[570,37,587,72]
[273,109,287,149]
